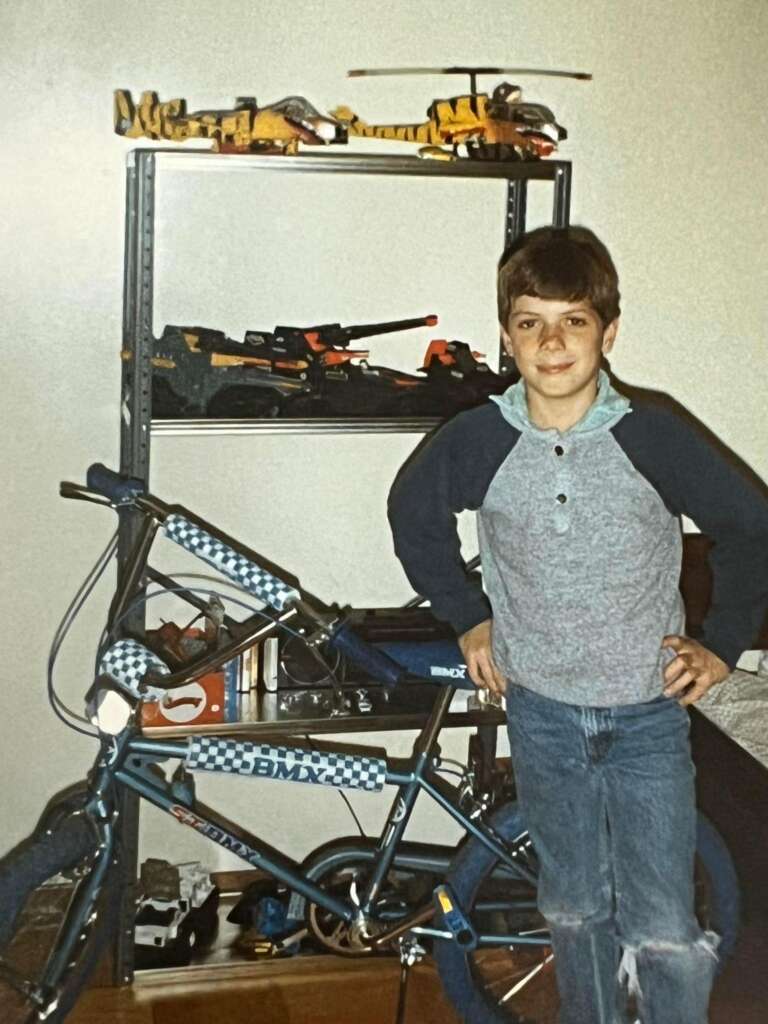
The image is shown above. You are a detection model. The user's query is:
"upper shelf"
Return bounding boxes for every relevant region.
[128,147,570,182]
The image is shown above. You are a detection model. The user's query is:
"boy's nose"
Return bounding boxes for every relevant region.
[540,326,566,348]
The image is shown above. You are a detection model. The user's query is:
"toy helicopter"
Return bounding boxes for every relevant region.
[333,65,591,161]
[114,89,347,154]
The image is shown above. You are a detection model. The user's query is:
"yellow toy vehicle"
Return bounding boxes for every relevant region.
[114,90,346,154]
[334,65,590,161]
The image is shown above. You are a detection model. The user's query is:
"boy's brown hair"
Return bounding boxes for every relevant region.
[498,226,621,329]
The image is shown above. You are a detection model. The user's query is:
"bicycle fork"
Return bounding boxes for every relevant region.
[31,757,119,1018]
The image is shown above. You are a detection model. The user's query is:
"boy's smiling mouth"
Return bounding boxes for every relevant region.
[537,361,575,374]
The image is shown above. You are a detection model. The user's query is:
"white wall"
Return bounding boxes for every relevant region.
[2,0,767,865]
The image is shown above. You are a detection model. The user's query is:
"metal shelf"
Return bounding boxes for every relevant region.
[131,146,571,184]
[141,700,506,740]
[151,417,441,437]
[122,147,571,479]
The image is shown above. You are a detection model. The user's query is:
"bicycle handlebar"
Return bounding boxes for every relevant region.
[63,463,422,695]
[86,463,146,503]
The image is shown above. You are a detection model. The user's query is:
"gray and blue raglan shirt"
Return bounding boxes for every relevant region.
[388,373,768,706]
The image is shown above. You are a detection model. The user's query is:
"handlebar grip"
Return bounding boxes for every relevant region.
[329,624,407,688]
[86,463,146,503]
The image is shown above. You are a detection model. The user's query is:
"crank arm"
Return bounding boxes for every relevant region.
[370,902,435,948]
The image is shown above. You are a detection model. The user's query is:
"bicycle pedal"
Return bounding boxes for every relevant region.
[433,883,478,950]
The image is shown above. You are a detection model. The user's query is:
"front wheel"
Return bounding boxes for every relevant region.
[434,802,740,1024]
[0,788,120,1024]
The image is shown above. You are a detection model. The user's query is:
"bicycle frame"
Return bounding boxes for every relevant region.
[34,682,543,1013]
[106,687,536,920]
[32,470,546,1012]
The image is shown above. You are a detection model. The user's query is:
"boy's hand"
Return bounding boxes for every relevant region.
[458,619,506,696]
[661,635,730,706]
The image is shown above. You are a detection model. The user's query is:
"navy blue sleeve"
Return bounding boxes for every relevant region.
[387,404,519,636]
[613,398,768,667]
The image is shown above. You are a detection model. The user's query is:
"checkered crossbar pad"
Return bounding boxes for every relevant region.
[185,737,387,793]
[99,639,170,696]
[164,514,300,611]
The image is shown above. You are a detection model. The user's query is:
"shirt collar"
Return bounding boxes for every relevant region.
[490,368,631,437]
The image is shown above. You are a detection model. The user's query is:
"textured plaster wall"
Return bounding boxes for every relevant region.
[1,0,766,866]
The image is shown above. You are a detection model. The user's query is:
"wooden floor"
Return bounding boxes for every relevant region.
[66,709,767,1024]
[68,957,460,1024]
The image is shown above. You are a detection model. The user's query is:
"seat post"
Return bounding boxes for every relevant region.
[413,685,455,757]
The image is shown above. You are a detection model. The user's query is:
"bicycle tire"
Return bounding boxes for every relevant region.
[434,801,740,1024]
[693,811,740,962]
[0,790,120,1024]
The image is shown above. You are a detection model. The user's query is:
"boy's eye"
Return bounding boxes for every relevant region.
[566,316,588,327]
[516,319,538,330]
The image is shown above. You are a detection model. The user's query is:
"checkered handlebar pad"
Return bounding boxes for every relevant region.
[185,737,387,793]
[164,514,301,611]
[99,639,170,697]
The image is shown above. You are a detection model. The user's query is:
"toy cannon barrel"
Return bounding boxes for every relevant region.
[304,314,438,348]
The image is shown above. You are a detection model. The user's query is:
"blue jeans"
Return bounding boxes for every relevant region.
[505,683,718,1024]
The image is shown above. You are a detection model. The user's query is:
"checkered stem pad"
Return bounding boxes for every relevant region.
[164,514,300,611]
[99,639,170,697]
[185,737,387,793]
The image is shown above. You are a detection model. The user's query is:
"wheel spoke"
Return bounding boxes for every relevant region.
[498,952,554,1004]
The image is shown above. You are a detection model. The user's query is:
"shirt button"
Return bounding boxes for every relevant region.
[556,493,567,504]
[554,445,564,456]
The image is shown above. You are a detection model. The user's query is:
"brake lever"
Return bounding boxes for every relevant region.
[59,482,114,508]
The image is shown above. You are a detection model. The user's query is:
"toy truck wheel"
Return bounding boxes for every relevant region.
[152,378,201,418]
[135,917,197,969]
[206,386,283,418]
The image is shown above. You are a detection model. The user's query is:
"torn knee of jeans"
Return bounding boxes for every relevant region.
[618,931,720,997]
[618,946,641,998]
[624,931,720,960]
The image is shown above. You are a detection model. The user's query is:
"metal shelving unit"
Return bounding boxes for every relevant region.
[114,146,572,983]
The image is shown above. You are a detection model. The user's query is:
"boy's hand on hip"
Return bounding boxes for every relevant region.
[661,635,730,706]
[458,619,506,696]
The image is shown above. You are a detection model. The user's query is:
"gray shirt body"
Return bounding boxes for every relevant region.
[479,425,683,706]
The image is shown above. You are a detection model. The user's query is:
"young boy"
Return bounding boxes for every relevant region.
[387,226,768,1024]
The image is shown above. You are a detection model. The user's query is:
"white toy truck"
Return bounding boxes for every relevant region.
[134,859,220,968]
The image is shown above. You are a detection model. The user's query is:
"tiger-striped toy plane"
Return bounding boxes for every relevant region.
[114,90,347,154]
[333,65,591,161]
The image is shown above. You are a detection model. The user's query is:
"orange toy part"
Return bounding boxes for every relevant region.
[423,340,452,367]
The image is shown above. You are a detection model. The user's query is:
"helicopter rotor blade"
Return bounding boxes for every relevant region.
[348,66,592,81]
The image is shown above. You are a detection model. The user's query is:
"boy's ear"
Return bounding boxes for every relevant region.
[602,317,619,354]
[500,324,514,356]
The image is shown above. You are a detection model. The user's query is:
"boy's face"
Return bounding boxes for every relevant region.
[501,295,618,413]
